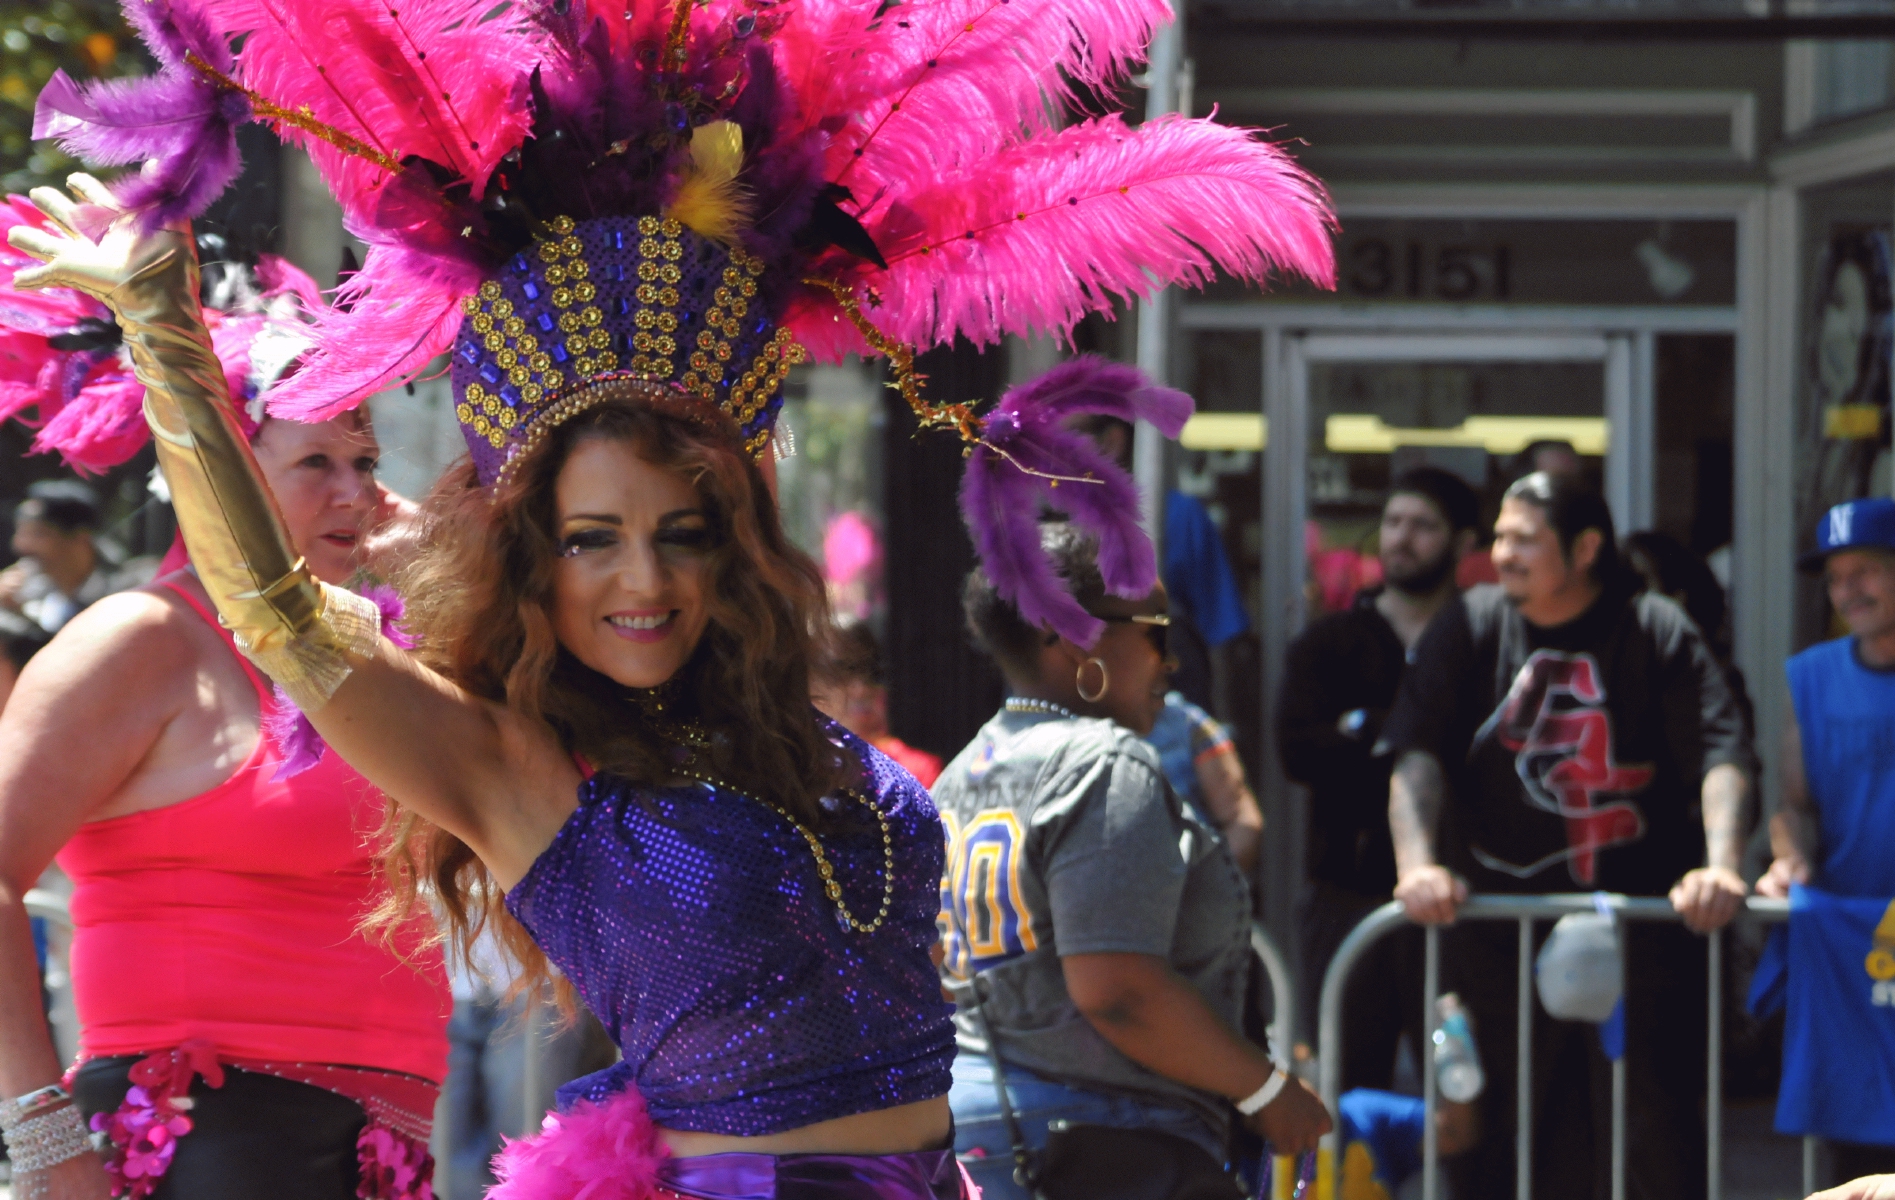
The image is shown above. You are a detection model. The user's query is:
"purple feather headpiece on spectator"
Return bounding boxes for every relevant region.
[959,357,1192,649]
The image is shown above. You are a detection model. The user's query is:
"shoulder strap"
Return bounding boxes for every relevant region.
[963,977,1040,1191]
[156,577,272,704]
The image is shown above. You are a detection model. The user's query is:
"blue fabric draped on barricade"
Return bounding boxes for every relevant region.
[1749,884,1895,1146]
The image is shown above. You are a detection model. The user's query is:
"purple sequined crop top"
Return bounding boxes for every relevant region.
[504,728,956,1136]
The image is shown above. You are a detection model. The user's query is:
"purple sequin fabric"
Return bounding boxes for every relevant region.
[505,728,956,1136]
[450,213,800,485]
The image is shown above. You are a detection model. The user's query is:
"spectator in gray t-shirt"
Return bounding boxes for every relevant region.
[937,523,1328,1200]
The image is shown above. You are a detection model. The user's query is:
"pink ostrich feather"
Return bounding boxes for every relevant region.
[832,113,1334,352]
[0,199,108,346]
[487,1087,668,1200]
[0,196,321,470]
[30,374,152,474]
[527,0,737,63]
[187,0,542,418]
[768,0,879,110]
[9,299,251,474]
[0,197,147,472]
[210,311,265,400]
[203,0,540,218]
[264,244,472,421]
[959,357,1191,647]
[804,0,1171,186]
[254,252,326,313]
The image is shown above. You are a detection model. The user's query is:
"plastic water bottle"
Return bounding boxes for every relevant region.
[1432,992,1485,1103]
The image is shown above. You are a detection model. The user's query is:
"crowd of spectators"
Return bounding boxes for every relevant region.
[14,431,1895,1199]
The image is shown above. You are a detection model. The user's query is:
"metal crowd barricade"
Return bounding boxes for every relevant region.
[1316,894,1799,1200]
[1254,921,1297,1061]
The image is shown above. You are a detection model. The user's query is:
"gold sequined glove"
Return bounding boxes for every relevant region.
[7,176,379,710]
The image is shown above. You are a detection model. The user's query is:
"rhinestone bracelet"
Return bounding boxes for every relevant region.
[0,1084,70,1132]
[2,1102,92,1172]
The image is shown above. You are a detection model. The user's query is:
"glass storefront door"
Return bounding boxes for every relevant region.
[1289,333,1619,623]
[1174,314,1735,937]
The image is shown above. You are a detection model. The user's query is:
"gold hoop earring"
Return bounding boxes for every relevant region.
[1076,657,1110,704]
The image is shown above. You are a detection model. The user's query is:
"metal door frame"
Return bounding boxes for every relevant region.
[1198,305,1738,968]
[1279,327,1644,650]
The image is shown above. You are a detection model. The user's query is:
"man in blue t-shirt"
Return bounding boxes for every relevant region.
[1762,495,1895,1182]
[1766,495,1895,901]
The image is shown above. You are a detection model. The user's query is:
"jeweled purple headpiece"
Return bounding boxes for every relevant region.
[38,0,1340,645]
[451,212,800,486]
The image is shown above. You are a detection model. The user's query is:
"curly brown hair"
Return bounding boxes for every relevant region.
[370,389,854,1000]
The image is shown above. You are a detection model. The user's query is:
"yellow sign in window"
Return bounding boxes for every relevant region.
[1825,405,1883,440]
[1179,413,1268,451]
[1173,412,1609,456]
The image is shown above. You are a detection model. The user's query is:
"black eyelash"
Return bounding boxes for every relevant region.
[658,527,712,549]
[558,529,617,557]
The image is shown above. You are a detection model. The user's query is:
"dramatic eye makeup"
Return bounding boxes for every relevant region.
[655,514,712,551]
[557,515,621,558]
[555,510,710,558]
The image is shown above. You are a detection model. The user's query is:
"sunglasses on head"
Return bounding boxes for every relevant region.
[1097,612,1171,657]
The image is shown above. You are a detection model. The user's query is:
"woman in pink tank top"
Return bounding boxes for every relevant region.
[0,242,449,1200]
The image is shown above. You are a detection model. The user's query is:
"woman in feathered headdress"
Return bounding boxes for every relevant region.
[9,0,1334,1193]
[0,211,450,1200]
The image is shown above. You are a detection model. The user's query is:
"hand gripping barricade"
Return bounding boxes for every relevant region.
[1312,893,1800,1200]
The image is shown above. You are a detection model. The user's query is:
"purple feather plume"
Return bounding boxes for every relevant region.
[263,585,413,780]
[33,0,249,230]
[959,357,1193,648]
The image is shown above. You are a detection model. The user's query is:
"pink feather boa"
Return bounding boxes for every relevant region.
[487,1088,669,1200]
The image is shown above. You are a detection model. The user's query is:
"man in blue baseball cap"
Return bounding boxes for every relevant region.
[1763,496,1895,1185]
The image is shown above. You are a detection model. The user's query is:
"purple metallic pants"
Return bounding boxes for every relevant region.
[655,1149,973,1200]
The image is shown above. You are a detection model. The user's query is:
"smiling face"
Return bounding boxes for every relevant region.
[250,412,381,586]
[1491,496,1601,624]
[1826,548,1895,644]
[548,436,714,689]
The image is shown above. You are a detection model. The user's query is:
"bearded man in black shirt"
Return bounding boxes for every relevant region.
[1384,472,1754,1200]
[1277,466,1480,1079]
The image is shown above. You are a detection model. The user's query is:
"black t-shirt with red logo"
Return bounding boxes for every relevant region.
[1381,579,1753,897]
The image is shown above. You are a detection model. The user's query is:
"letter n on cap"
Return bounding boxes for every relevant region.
[1831,504,1855,547]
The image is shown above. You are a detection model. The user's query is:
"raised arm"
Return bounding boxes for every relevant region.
[1759,708,1818,899]
[7,181,577,885]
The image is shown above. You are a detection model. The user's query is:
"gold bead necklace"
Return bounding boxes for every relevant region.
[672,758,896,935]
[628,684,895,934]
